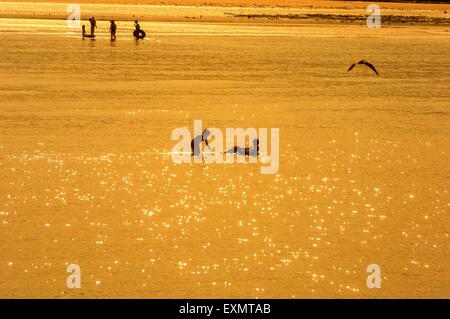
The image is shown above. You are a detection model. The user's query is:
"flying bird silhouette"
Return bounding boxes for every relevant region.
[348,60,379,76]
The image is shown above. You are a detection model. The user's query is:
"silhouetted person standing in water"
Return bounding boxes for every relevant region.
[133,20,146,39]
[90,17,97,36]
[88,18,92,34]
[110,20,117,41]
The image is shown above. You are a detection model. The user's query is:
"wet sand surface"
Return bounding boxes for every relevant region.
[1,2,450,25]
[5,0,450,10]
[0,18,449,298]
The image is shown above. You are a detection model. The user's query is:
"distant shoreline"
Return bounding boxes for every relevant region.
[1,1,450,26]
[3,0,450,8]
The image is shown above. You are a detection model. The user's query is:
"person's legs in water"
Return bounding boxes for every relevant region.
[88,18,92,36]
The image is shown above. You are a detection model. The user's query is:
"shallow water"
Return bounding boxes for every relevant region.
[0,18,449,298]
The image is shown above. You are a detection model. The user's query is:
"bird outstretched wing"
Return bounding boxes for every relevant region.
[347,63,356,72]
[362,61,379,76]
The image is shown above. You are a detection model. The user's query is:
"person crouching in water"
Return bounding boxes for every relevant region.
[110,20,117,41]
[191,129,211,156]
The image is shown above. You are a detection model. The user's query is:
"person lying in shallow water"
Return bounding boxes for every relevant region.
[226,138,259,156]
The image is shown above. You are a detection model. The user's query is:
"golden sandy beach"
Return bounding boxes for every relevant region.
[5,0,450,10]
[0,1,449,298]
[1,1,450,24]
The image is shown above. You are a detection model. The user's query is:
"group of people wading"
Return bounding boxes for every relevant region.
[82,18,145,41]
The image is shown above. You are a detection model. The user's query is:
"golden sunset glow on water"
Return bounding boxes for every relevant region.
[0,1,449,298]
